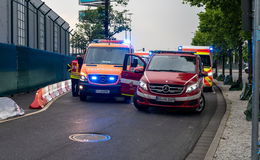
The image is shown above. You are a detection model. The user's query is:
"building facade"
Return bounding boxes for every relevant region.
[0,0,71,54]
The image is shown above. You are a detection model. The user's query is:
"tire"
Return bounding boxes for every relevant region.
[204,87,213,92]
[194,94,205,113]
[79,91,87,101]
[133,95,149,111]
[123,96,132,103]
[245,68,249,74]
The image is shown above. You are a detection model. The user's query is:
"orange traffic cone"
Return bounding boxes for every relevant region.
[30,89,46,109]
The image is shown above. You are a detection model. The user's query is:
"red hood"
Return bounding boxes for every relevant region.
[143,71,198,85]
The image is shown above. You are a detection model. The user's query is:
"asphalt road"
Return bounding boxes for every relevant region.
[0,86,225,160]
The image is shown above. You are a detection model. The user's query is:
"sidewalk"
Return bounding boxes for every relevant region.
[212,80,251,160]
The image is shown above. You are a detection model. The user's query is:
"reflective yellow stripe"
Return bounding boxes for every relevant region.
[194,52,210,55]
[204,76,213,86]
[121,93,134,97]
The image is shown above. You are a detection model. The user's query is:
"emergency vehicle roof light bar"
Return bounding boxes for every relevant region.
[179,45,214,53]
[150,50,195,55]
[92,39,124,44]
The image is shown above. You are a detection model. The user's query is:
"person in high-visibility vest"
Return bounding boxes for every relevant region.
[67,55,83,97]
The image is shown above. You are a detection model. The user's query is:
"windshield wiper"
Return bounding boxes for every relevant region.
[165,70,188,73]
[147,69,163,71]
[149,69,189,73]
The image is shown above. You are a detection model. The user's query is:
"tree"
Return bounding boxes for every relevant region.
[71,0,130,53]
[183,0,249,85]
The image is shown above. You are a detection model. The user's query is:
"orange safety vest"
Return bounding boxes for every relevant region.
[70,60,80,79]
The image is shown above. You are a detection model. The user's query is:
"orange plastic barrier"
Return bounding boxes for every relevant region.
[29,80,71,109]
[30,89,47,109]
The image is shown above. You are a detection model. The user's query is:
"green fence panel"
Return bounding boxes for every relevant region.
[16,46,73,93]
[0,43,17,96]
[0,43,74,96]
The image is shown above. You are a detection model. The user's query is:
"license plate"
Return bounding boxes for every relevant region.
[95,90,110,94]
[156,97,175,102]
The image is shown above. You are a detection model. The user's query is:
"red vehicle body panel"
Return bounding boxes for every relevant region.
[121,52,204,110]
[144,71,197,86]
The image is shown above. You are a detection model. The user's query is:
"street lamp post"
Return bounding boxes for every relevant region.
[104,0,110,38]
[125,13,133,41]
[252,0,260,159]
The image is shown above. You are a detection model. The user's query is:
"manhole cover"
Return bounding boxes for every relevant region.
[69,134,111,143]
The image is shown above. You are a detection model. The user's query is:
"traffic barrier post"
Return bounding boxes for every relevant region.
[42,86,52,102]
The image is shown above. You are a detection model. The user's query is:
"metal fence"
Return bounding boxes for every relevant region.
[9,0,72,54]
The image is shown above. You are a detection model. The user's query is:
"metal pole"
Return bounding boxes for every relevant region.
[129,15,132,42]
[64,27,70,55]
[104,0,109,38]
[69,29,73,55]
[229,50,233,77]
[51,16,60,52]
[11,0,14,44]
[248,39,253,84]
[60,21,66,54]
[36,2,45,49]
[252,0,259,159]
[222,53,225,76]
[44,9,52,50]
[238,44,243,83]
[26,0,30,47]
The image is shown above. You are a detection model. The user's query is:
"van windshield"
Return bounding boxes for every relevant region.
[85,47,130,65]
[147,55,196,73]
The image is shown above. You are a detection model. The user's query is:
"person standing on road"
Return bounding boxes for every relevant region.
[67,55,83,97]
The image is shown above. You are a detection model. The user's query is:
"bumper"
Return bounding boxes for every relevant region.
[79,81,121,96]
[135,90,201,108]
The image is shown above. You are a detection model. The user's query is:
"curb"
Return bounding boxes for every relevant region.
[204,82,231,160]
[0,92,69,124]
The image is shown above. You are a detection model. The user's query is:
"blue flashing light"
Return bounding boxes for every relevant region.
[149,51,153,56]
[209,46,214,52]
[178,46,182,51]
[91,76,98,81]
[109,76,116,81]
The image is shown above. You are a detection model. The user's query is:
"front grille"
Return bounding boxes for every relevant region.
[149,84,184,95]
[88,75,118,84]
[148,99,184,106]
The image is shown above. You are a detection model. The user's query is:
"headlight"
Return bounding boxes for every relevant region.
[186,82,199,93]
[80,75,87,81]
[139,80,148,90]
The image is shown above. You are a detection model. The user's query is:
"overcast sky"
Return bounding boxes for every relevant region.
[42,0,203,51]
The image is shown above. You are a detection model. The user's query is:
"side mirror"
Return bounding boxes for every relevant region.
[134,67,145,73]
[132,59,138,68]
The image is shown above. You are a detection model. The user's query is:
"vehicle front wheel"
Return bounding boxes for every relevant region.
[79,91,87,101]
[123,96,132,103]
[133,95,149,111]
[194,94,205,113]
